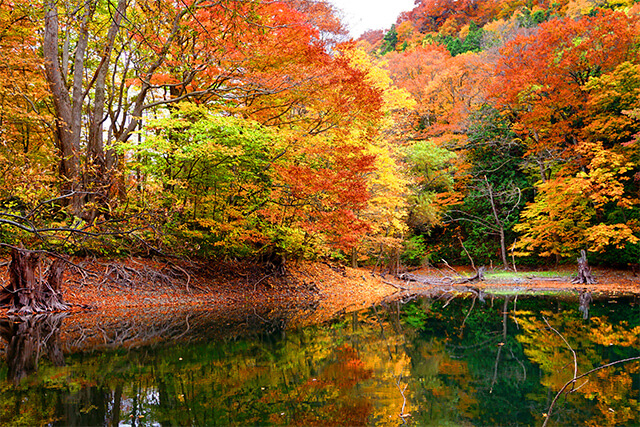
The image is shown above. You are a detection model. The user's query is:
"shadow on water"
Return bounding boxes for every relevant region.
[0,291,638,426]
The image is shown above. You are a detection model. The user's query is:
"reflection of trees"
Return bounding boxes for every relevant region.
[0,295,637,426]
[0,314,68,425]
[518,308,640,426]
[0,299,388,425]
[397,295,541,425]
[0,313,66,383]
[59,299,320,353]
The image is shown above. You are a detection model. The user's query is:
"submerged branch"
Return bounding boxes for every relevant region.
[542,317,640,427]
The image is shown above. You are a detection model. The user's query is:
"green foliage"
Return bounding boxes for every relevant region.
[119,102,277,257]
[380,25,398,54]
[402,234,430,266]
[516,7,551,28]
[425,21,485,56]
[402,300,431,328]
[443,106,531,265]
[406,140,457,231]
[408,140,456,193]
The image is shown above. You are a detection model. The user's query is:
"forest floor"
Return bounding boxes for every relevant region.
[1,256,639,322]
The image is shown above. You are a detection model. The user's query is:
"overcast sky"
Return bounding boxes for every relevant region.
[329,0,417,37]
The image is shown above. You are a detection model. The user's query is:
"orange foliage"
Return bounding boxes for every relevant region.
[493,11,640,157]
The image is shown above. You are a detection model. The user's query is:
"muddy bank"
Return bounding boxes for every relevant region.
[0,256,639,321]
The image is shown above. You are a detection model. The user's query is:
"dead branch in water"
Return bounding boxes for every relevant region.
[541,317,640,426]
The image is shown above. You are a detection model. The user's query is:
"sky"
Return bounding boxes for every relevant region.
[329,0,417,38]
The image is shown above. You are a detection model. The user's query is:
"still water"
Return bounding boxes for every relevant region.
[0,293,638,426]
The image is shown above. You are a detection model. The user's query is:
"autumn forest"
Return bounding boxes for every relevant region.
[3,0,640,270]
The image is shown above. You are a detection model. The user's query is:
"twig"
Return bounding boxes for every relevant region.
[372,304,394,361]
[441,259,462,277]
[382,279,409,290]
[442,292,457,308]
[540,317,640,426]
[508,347,527,383]
[542,356,640,426]
[512,294,519,329]
[460,295,477,331]
[490,298,510,394]
[168,261,191,292]
[396,375,410,422]
[544,317,577,379]
[253,273,274,291]
[458,236,476,272]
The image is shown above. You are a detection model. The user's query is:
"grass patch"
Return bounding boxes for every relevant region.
[485,270,573,279]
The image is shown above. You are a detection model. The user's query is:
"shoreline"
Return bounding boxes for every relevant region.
[1,257,639,319]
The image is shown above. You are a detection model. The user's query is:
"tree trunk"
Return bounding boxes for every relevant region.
[578,289,592,319]
[485,176,509,269]
[43,0,83,214]
[2,248,70,314]
[85,0,129,220]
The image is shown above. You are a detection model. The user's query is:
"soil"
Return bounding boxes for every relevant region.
[0,256,639,322]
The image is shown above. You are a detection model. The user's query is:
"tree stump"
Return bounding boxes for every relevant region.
[1,248,70,314]
[572,250,595,285]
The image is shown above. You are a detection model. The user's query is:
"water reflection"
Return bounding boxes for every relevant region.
[0,313,66,383]
[0,294,637,425]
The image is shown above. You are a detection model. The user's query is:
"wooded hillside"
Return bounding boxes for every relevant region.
[1,0,639,269]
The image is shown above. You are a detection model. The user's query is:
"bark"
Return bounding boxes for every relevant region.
[85,0,129,219]
[44,0,121,219]
[578,289,592,319]
[43,0,97,215]
[44,259,70,311]
[1,248,70,314]
[43,1,81,212]
[88,0,127,169]
[572,250,595,285]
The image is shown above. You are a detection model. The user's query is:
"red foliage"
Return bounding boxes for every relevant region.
[493,10,640,157]
[269,141,376,251]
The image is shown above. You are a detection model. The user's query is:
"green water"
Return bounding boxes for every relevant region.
[0,294,639,426]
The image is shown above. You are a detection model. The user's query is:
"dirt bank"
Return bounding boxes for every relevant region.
[1,256,639,320]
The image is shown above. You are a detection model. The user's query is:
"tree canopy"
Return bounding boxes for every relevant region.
[2,0,640,267]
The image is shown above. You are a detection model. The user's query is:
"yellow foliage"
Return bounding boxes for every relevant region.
[344,47,416,113]
[515,139,639,257]
[564,0,599,17]
[587,224,639,252]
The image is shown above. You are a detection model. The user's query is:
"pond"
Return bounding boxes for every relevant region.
[0,292,639,426]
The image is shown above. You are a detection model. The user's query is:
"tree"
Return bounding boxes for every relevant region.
[121,104,278,257]
[0,1,56,210]
[445,105,529,268]
[340,46,415,267]
[385,44,452,136]
[0,248,69,313]
[491,10,640,261]
[493,10,639,166]
[380,24,398,54]
[514,143,639,259]
[41,0,350,220]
